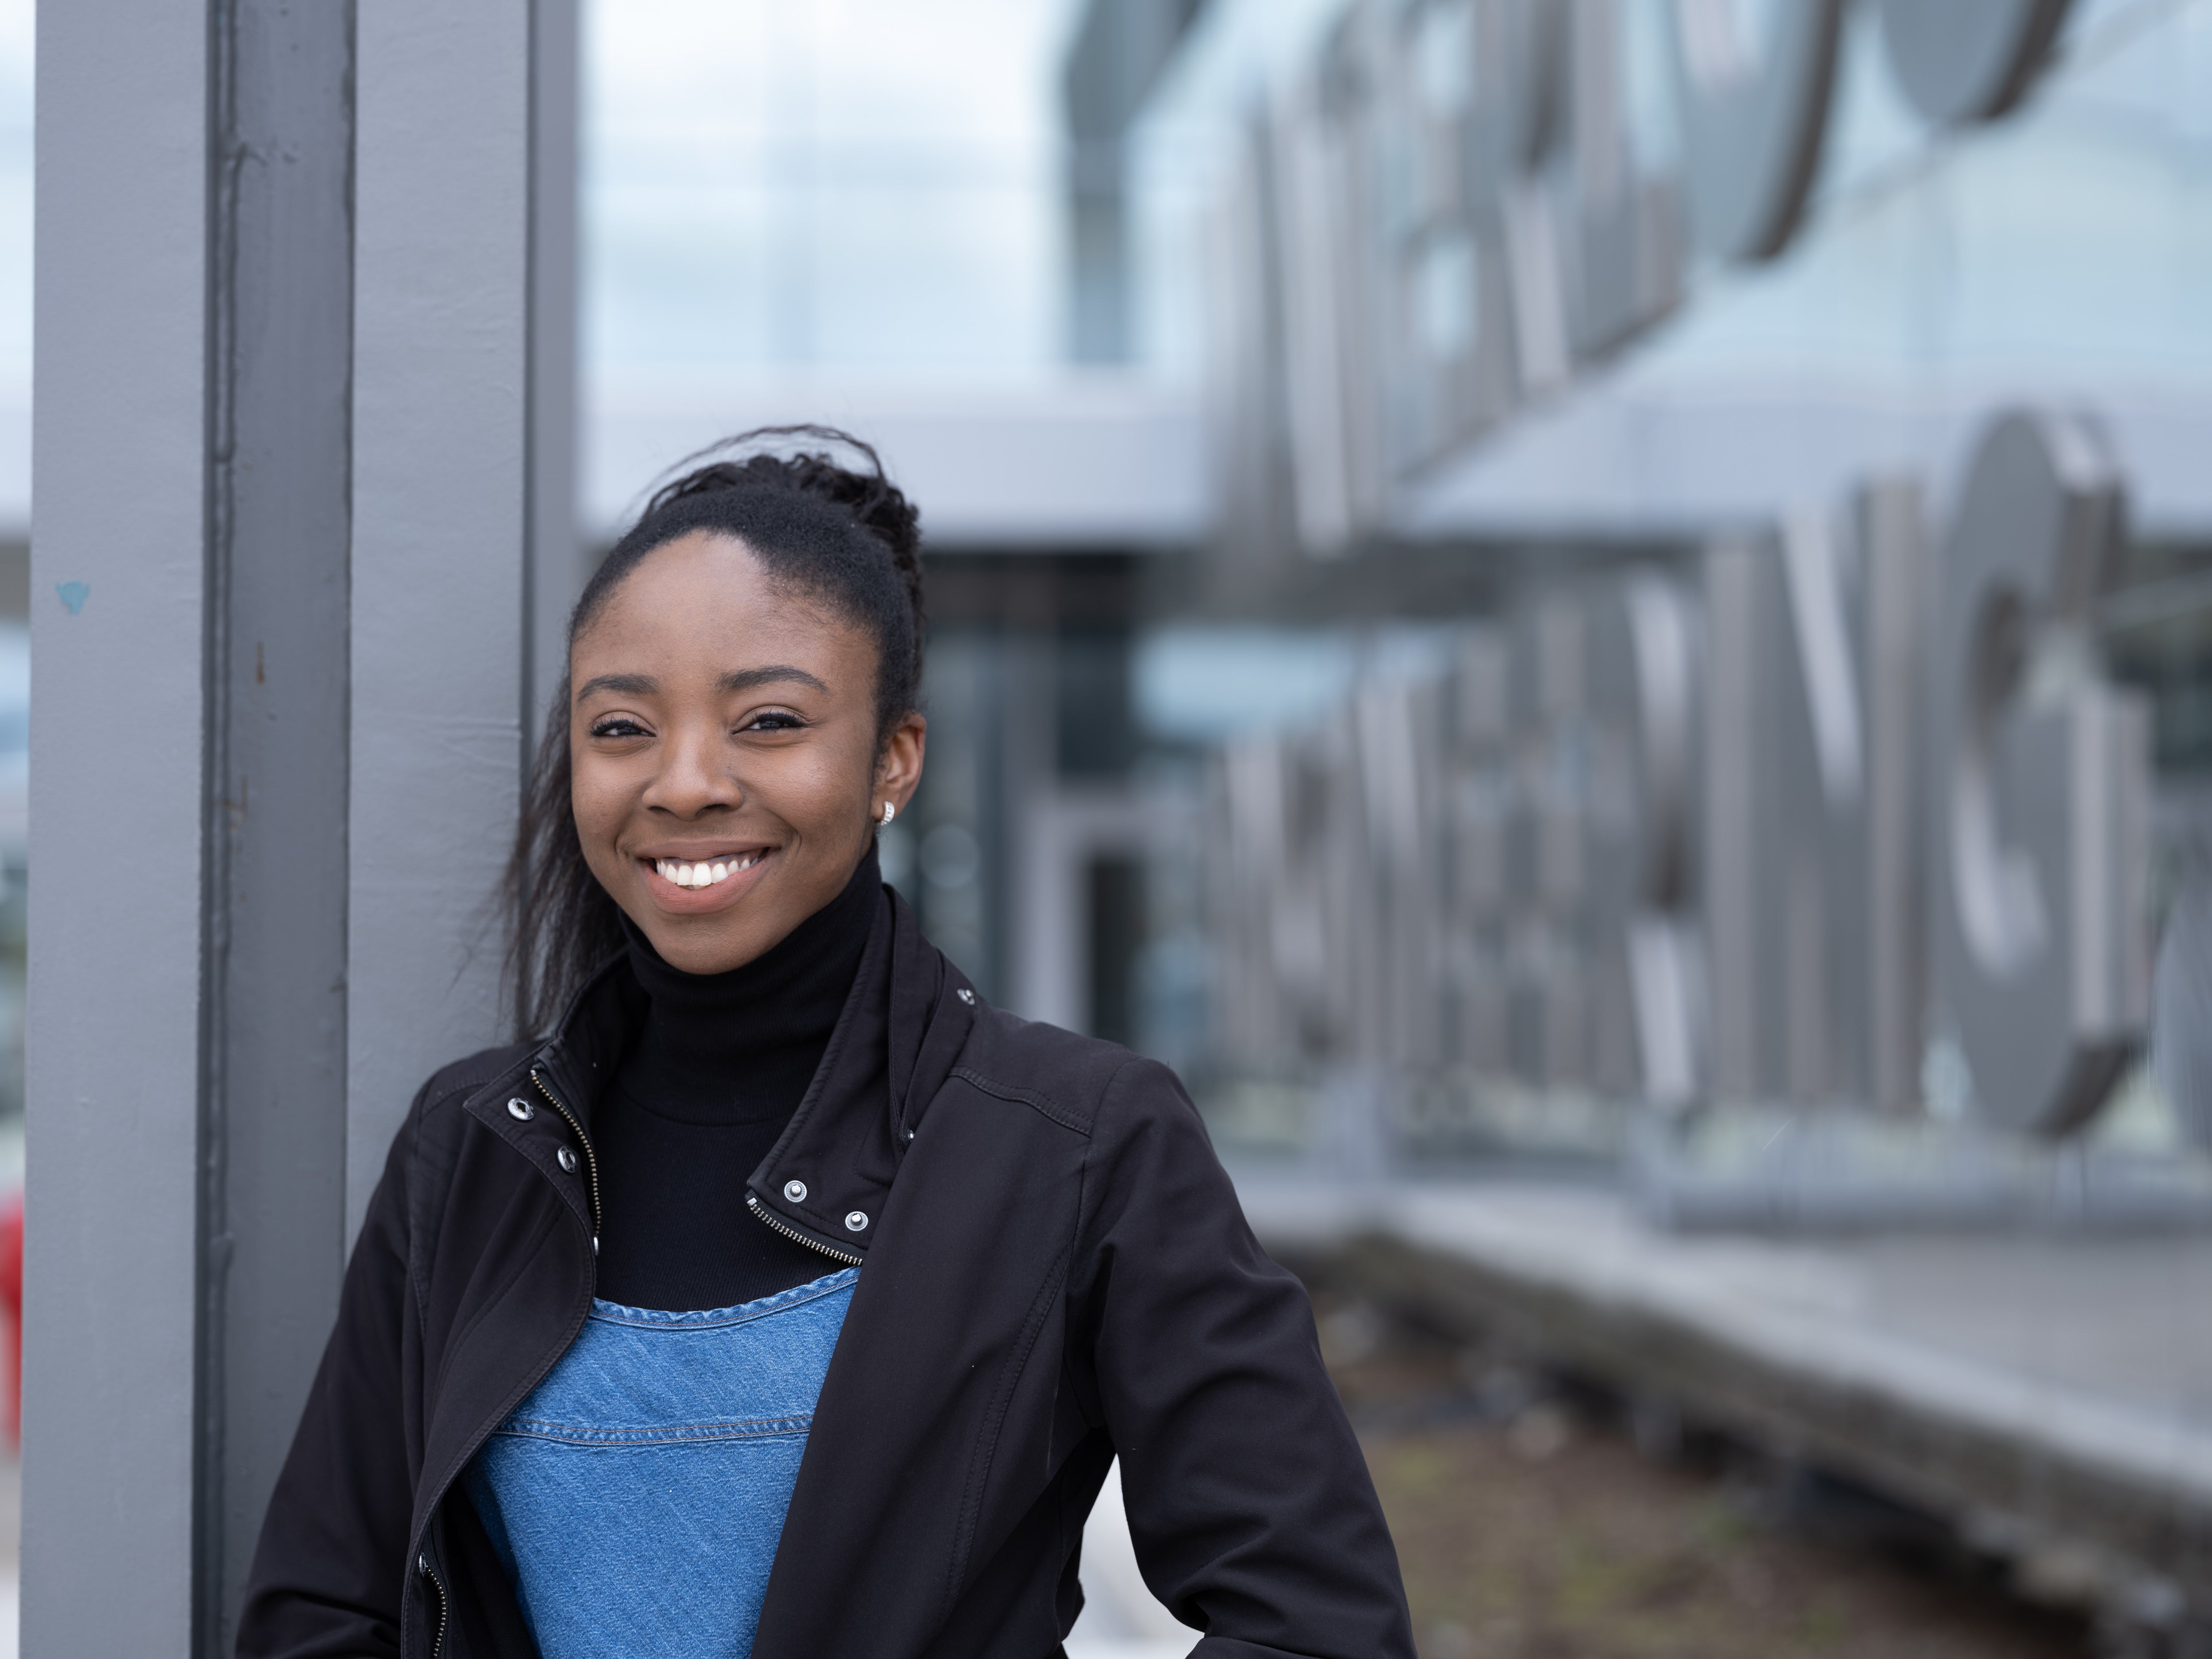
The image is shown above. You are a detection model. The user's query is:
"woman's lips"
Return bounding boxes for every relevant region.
[637,847,777,911]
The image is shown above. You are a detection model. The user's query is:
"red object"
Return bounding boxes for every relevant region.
[0,1188,21,1446]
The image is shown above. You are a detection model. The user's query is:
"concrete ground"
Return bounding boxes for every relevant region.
[1230,1170,2212,1648]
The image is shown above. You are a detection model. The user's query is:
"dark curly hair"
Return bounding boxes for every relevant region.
[503,425,926,1035]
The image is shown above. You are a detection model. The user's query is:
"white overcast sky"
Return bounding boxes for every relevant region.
[586,0,1079,385]
[0,1,1083,528]
[0,0,1079,391]
[0,0,27,389]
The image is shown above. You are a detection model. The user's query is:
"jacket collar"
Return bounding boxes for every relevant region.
[487,882,979,1264]
[745,884,979,1259]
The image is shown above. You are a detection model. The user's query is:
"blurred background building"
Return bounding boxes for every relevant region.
[11,1,2212,1655]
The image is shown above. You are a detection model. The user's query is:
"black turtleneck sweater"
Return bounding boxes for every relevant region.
[593,845,881,1312]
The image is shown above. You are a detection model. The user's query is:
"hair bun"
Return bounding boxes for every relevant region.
[647,424,924,619]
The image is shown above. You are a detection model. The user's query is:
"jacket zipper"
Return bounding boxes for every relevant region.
[531,1067,602,1249]
[745,1191,864,1266]
[418,1553,449,1659]
[400,1062,601,1653]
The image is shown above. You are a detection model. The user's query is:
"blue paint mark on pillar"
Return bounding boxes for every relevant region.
[55,583,89,614]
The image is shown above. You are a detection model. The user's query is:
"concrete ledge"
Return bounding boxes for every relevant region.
[1239,1175,2212,1613]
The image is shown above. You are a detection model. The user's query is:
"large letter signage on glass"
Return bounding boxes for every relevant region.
[1202,406,2155,1148]
[1931,411,2150,1134]
[1667,0,1846,262]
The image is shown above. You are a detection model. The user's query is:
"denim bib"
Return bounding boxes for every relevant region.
[464,1267,859,1659]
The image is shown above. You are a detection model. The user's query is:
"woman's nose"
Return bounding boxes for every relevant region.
[646,723,740,815]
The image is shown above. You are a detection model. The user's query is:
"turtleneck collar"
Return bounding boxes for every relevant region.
[615,840,882,1126]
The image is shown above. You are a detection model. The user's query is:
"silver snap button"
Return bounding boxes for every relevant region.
[557,1146,578,1173]
[956,988,975,1005]
[783,1179,808,1203]
[506,1097,535,1122]
[844,1210,869,1232]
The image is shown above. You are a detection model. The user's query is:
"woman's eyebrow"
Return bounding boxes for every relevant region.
[574,672,657,702]
[720,666,829,695]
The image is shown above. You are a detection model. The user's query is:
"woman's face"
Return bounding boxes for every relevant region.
[568,530,924,974]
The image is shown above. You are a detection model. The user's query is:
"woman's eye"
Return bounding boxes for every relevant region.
[589,717,649,739]
[741,711,805,733]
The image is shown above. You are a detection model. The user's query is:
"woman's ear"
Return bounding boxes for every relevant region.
[875,712,926,818]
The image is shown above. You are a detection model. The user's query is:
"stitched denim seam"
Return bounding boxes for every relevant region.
[495,1413,816,1445]
[587,1268,858,1330]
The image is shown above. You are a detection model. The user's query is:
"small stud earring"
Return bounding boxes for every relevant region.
[880,801,897,826]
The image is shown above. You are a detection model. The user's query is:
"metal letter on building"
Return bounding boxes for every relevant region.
[1444,629,1514,1075]
[1929,410,2151,1134]
[1587,572,1699,1107]
[1507,591,1594,1090]
[1877,0,2076,127]
[1386,0,1528,468]
[1667,0,1846,263]
[1559,0,1684,361]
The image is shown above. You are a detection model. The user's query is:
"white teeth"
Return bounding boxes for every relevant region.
[654,856,764,888]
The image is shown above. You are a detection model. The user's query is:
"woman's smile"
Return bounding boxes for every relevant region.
[638,844,777,908]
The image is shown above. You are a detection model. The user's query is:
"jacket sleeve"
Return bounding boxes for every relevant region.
[234,1090,424,1659]
[1078,1056,1417,1659]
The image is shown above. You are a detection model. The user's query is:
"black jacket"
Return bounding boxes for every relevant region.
[237,887,1414,1659]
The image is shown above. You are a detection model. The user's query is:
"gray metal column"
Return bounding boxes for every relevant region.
[26,2,213,1650]
[26,1,576,1652]
[197,5,358,1652]
[528,0,583,752]
[349,0,576,1227]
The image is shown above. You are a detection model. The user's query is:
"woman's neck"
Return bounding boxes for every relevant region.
[616,841,881,1125]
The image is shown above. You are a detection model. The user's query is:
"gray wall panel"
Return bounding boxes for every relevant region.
[25,2,211,1653]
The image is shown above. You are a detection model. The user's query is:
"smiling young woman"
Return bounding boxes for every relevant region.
[234,430,1414,1659]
